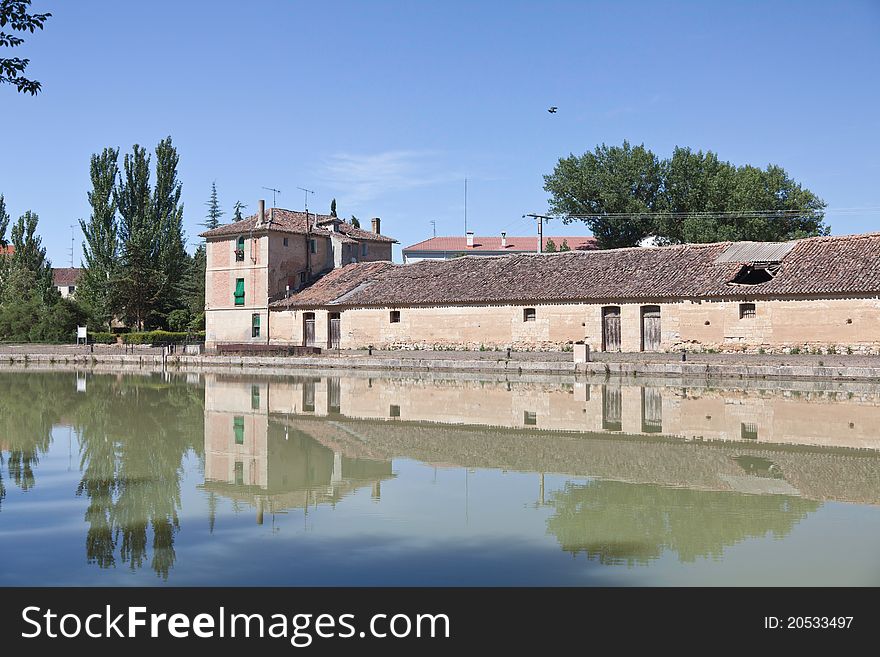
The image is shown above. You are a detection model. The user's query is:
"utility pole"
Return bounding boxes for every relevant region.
[523,214,551,253]
[261,186,281,208]
[430,220,436,238]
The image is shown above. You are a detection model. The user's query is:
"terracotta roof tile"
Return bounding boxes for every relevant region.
[200,208,397,242]
[280,233,880,308]
[270,261,397,308]
[403,235,597,253]
[52,267,83,287]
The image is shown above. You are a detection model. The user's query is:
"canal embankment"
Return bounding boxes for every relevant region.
[4,345,880,381]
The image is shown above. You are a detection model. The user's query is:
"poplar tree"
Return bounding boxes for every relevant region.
[114,145,160,330]
[0,193,9,248]
[203,182,223,230]
[78,147,119,330]
[153,136,187,316]
[7,210,53,303]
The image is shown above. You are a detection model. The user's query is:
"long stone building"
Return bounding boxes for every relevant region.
[203,210,880,353]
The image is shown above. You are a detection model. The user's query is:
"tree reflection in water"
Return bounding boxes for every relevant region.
[546,479,819,566]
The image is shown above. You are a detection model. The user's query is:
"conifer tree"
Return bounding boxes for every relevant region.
[330,198,337,217]
[232,200,246,222]
[203,182,223,230]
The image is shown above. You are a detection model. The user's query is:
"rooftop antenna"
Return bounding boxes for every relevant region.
[297,186,315,213]
[430,220,436,238]
[68,224,75,267]
[261,186,281,208]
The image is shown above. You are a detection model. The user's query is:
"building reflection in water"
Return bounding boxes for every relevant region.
[202,373,880,561]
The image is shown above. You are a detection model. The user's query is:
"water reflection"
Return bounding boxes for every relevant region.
[1,369,879,583]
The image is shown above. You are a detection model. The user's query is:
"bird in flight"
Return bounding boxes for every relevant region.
[548,106,558,113]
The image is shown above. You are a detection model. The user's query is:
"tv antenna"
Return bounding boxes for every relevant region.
[69,225,75,267]
[261,186,281,207]
[297,186,315,212]
[430,220,436,237]
[523,213,552,253]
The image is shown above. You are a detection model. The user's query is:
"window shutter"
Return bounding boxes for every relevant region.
[234,278,245,305]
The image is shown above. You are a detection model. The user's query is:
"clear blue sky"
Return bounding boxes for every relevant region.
[2,0,879,265]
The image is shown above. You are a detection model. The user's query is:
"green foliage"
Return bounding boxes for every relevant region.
[0,1,52,95]
[182,244,205,316]
[88,332,116,344]
[122,330,204,345]
[559,239,571,252]
[203,181,223,230]
[0,193,8,247]
[113,144,162,330]
[78,147,119,331]
[350,215,360,229]
[330,198,337,217]
[9,210,53,303]
[154,136,187,315]
[544,238,557,252]
[167,309,191,332]
[232,200,246,222]
[544,142,827,248]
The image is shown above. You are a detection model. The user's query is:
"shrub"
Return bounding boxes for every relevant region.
[167,309,191,332]
[88,332,116,344]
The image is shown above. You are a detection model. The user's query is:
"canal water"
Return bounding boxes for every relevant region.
[0,369,878,586]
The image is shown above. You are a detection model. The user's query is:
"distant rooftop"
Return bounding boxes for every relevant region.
[403,235,597,253]
[200,208,397,243]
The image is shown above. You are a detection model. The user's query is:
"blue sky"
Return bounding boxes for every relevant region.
[1,0,879,265]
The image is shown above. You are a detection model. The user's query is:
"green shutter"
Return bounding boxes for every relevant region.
[233,416,244,444]
[234,278,245,306]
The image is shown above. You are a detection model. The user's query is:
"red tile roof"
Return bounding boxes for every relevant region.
[0,244,14,256]
[403,235,597,254]
[52,267,83,287]
[200,208,397,243]
[272,232,880,308]
[270,261,396,308]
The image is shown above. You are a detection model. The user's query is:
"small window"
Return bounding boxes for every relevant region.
[390,310,401,323]
[361,243,368,257]
[235,236,245,261]
[523,308,536,322]
[251,385,260,410]
[523,411,537,426]
[234,461,244,485]
[68,285,76,294]
[233,416,244,445]
[740,303,756,319]
[234,278,245,306]
[741,422,759,441]
[299,271,306,286]
[389,404,400,418]
[283,237,289,247]
[309,238,317,254]
[252,313,261,338]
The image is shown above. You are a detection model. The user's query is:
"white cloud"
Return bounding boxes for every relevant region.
[319,150,459,205]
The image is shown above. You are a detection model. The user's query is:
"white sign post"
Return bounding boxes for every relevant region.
[76,326,88,345]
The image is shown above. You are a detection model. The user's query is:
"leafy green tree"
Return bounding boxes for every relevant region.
[182,243,205,318]
[8,210,52,303]
[544,141,662,248]
[232,200,246,222]
[350,215,360,229]
[0,1,51,95]
[166,309,190,332]
[78,147,119,330]
[153,136,187,316]
[330,198,337,217]
[559,239,571,252]
[545,142,827,248]
[114,145,160,331]
[544,238,557,252]
[203,182,223,230]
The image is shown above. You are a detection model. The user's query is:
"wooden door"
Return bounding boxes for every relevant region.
[328,313,341,349]
[602,306,621,351]
[602,386,622,432]
[641,306,661,352]
[641,387,662,433]
[304,313,316,346]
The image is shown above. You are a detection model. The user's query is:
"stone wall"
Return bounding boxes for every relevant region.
[267,296,880,354]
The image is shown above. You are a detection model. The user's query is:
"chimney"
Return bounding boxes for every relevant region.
[466,231,474,247]
[371,217,381,235]
[501,231,507,248]
[257,199,265,226]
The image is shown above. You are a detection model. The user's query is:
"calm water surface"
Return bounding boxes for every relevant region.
[1,369,878,586]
